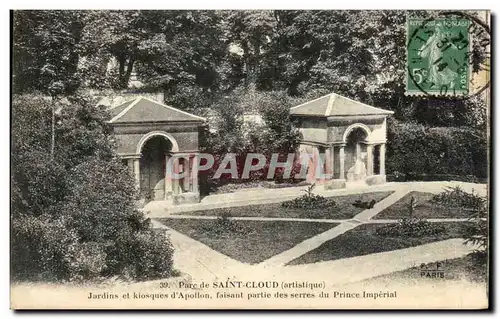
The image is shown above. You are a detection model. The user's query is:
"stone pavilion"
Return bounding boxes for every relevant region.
[289,93,394,188]
[108,96,205,205]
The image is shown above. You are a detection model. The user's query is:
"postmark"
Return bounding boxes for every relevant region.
[406,11,490,97]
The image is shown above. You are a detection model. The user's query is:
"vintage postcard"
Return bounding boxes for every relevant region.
[10,9,490,309]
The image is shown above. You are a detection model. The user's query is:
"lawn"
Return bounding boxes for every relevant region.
[158,218,338,264]
[374,191,472,219]
[287,222,470,265]
[177,191,394,219]
[360,253,488,284]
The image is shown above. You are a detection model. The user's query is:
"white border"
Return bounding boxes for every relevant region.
[3,3,498,318]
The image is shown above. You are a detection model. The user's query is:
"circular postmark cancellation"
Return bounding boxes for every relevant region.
[406,11,490,98]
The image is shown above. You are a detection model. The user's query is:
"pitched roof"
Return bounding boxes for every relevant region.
[290,93,394,117]
[108,97,206,124]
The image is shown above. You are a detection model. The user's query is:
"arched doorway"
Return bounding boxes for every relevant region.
[110,96,205,205]
[139,136,174,201]
[344,127,369,181]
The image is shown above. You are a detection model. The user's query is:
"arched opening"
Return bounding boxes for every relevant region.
[139,136,174,201]
[345,127,369,181]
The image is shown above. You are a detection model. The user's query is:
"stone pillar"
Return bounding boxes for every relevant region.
[164,154,172,200]
[133,158,140,190]
[331,145,335,178]
[127,159,134,174]
[356,143,361,161]
[192,153,199,194]
[307,147,319,183]
[339,145,345,180]
[366,144,374,176]
[172,153,201,205]
[324,147,332,179]
[173,157,180,195]
[183,155,191,192]
[380,143,386,176]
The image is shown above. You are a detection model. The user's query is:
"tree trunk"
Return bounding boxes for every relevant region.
[124,59,135,86]
[117,57,134,89]
[50,95,56,159]
[241,42,253,88]
[118,57,125,79]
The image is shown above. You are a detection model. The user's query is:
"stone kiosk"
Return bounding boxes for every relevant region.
[108,96,205,204]
[290,93,394,188]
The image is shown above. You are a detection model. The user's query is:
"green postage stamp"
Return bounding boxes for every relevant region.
[406,12,490,97]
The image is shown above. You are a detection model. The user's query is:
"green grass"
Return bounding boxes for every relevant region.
[158,218,338,264]
[288,222,470,265]
[374,191,472,219]
[177,191,393,219]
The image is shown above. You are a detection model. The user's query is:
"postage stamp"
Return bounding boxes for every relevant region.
[406,11,490,97]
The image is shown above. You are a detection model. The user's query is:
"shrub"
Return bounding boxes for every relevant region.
[386,118,487,179]
[69,242,108,281]
[11,214,79,281]
[110,230,177,281]
[212,180,264,194]
[60,158,176,281]
[60,158,142,242]
[282,184,337,209]
[11,95,176,282]
[264,180,311,189]
[199,87,303,192]
[387,173,483,183]
[431,186,485,210]
[201,212,252,237]
[431,186,488,254]
[376,218,446,238]
[375,194,444,237]
[464,251,488,282]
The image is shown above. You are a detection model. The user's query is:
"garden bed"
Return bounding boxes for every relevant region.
[211,180,311,194]
[176,191,393,219]
[374,191,471,219]
[287,222,470,265]
[158,218,338,264]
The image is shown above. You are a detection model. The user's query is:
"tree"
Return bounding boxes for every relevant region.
[256,90,301,155]
[223,11,277,88]
[13,11,86,95]
[79,10,159,89]
[13,10,488,130]
[12,9,489,183]
[199,87,302,188]
[11,94,175,281]
[11,95,67,217]
[133,10,227,110]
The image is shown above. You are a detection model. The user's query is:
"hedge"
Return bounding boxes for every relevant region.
[386,119,488,181]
